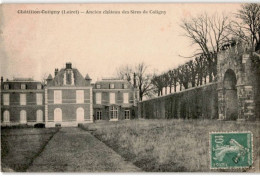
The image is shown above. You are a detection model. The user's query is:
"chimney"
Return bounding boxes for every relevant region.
[54,68,59,76]
[66,62,72,69]
[133,73,136,88]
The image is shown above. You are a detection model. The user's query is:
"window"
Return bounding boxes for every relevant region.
[20,110,27,124]
[3,94,9,105]
[21,84,26,90]
[4,84,9,90]
[125,110,130,119]
[96,84,101,89]
[36,110,43,122]
[54,108,62,122]
[37,84,42,90]
[76,90,84,104]
[96,111,102,120]
[109,93,115,104]
[20,94,26,105]
[96,93,102,104]
[123,93,129,104]
[54,90,62,104]
[110,106,118,119]
[123,84,127,89]
[76,107,84,122]
[110,84,114,89]
[3,110,10,123]
[36,93,43,105]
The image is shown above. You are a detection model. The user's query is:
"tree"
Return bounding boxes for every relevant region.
[187,60,197,87]
[135,62,152,101]
[168,69,179,93]
[230,3,260,51]
[162,72,170,95]
[181,13,230,82]
[116,65,133,82]
[151,75,164,96]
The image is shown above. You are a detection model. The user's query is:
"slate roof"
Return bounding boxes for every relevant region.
[47,68,90,87]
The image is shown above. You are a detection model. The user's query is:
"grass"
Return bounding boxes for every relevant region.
[1,127,59,172]
[27,128,140,172]
[81,119,260,172]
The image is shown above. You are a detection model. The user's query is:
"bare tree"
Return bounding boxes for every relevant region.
[135,62,152,101]
[187,60,197,87]
[180,13,230,82]
[168,69,179,93]
[116,65,133,82]
[41,73,48,85]
[230,3,260,51]
[162,72,170,95]
[151,75,164,96]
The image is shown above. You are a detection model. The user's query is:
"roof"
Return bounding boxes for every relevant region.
[13,78,34,81]
[85,74,91,80]
[47,74,53,80]
[47,68,90,87]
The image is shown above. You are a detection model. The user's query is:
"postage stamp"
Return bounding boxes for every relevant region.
[210,132,253,169]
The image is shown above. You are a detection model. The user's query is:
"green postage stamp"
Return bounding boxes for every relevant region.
[210,132,253,169]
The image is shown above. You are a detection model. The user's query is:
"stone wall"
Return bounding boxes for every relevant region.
[139,83,218,119]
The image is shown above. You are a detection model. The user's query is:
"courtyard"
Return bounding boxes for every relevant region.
[1,119,260,172]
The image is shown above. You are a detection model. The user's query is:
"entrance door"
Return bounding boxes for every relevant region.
[110,106,118,119]
[124,110,130,119]
[20,110,27,124]
[96,111,102,120]
[77,107,84,122]
[54,108,62,122]
[223,69,238,120]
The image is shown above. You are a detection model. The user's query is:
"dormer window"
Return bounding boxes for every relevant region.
[37,84,42,90]
[96,84,101,89]
[64,70,74,85]
[21,84,26,90]
[110,84,114,89]
[4,84,9,90]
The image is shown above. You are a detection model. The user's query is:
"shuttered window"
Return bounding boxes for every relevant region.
[110,93,115,104]
[54,90,62,104]
[36,93,43,105]
[96,93,102,104]
[3,94,9,105]
[20,94,26,105]
[76,90,84,103]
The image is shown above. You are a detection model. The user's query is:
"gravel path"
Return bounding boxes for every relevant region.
[27,127,141,172]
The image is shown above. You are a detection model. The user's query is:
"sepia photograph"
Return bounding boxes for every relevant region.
[0,2,259,173]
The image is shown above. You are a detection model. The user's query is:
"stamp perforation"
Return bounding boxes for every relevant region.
[209,131,254,170]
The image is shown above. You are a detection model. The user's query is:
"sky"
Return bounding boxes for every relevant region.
[0,3,241,82]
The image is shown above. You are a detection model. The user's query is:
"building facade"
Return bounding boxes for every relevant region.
[93,78,139,121]
[0,63,139,127]
[45,63,93,127]
[1,77,44,126]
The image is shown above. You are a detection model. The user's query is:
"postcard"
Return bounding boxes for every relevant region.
[0,3,259,172]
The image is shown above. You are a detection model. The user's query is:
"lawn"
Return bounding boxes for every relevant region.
[81,119,260,172]
[1,127,59,172]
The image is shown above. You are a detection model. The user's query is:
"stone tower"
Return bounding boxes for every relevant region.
[217,43,259,121]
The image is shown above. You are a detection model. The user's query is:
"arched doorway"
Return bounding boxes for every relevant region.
[20,110,27,124]
[54,108,62,122]
[3,110,10,123]
[36,110,43,123]
[76,107,84,122]
[223,69,238,120]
